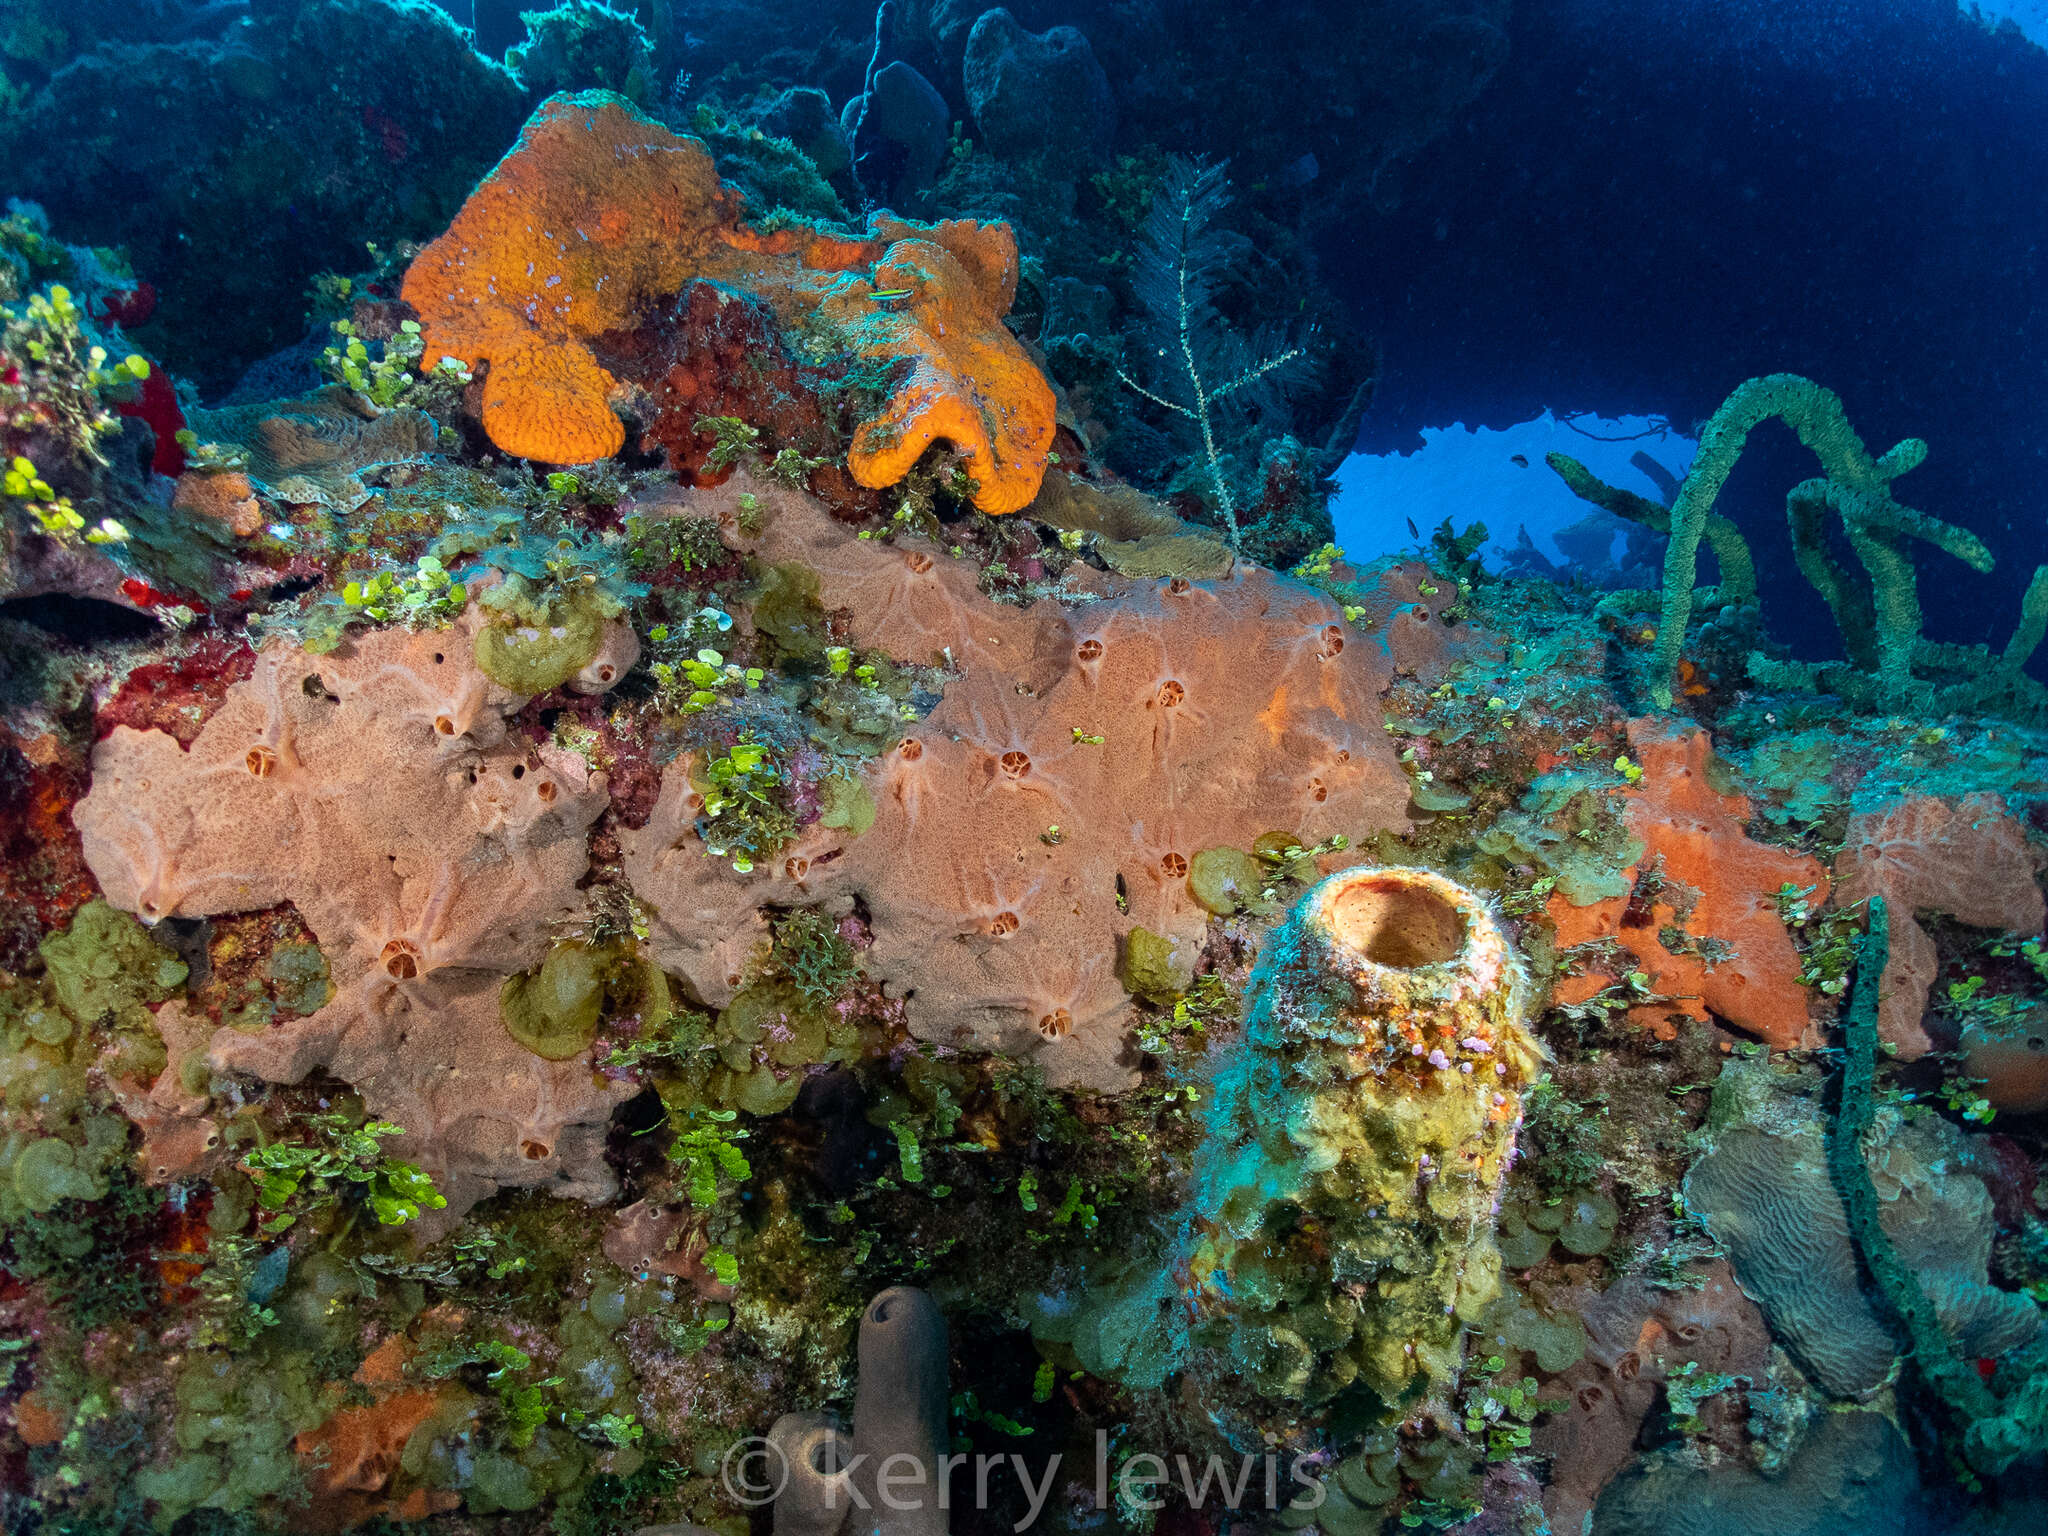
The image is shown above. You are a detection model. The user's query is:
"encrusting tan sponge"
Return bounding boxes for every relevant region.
[73,604,640,1228]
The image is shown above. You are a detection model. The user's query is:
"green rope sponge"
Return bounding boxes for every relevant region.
[1549,374,2008,708]
[1543,448,1757,612]
[1831,894,2048,1476]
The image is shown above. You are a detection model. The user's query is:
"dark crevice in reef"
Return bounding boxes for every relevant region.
[0,593,161,645]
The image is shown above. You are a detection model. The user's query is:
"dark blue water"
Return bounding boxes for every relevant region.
[1334,0,2048,664]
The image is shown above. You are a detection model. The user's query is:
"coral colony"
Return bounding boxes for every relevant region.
[1,5,2047,1535]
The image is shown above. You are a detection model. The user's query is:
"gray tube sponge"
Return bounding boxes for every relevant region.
[771,1410,858,1536]
[848,1286,951,1536]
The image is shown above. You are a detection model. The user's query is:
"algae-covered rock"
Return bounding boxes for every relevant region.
[1557,1188,1622,1257]
[818,771,877,836]
[1188,846,1268,916]
[1496,1199,1559,1268]
[469,1451,542,1513]
[474,589,608,693]
[9,1133,108,1213]
[750,560,830,661]
[154,1349,325,1521]
[265,942,334,1017]
[1121,926,1197,1004]
[1,901,192,1228]
[39,898,187,1034]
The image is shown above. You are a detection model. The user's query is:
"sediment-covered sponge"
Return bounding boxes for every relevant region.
[402,92,1054,510]
[1184,866,1543,1404]
[1683,1054,2038,1397]
[621,476,1415,1091]
[1033,868,1541,1405]
[72,605,640,1224]
[1834,792,2044,1059]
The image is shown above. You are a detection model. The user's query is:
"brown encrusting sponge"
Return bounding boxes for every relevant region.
[72,603,641,1228]
[622,474,1418,1092]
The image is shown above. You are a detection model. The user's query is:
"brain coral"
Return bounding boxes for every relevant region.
[620,473,1416,1090]
[184,385,439,514]
[72,605,640,1226]
[1547,720,1826,1048]
[1683,1056,2038,1397]
[1835,792,2044,1058]
[401,91,1055,512]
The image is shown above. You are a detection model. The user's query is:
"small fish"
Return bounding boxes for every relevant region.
[870,287,914,301]
[1275,152,1320,189]
[1406,517,1419,539]
[1510,454,1529,468]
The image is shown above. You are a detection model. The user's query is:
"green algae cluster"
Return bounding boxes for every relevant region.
[1472,1284,1589,1376]
[1,901,182,1227]
[433,514,648,692]
[684,977,862,1115]
[1495,1186,1621,1268]
[1120,925,1199,1004]
[1474,766,1643,906]
[473,586,612,692]
[502,930,863,1116]
[503,941,617,1060]
[137,1350,326,1518]
[1187,844,1271,916]
[1284,1427,1489,1536]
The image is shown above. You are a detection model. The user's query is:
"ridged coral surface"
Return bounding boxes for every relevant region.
[401,92,1054,510]
[1684,1060,2038,1396]
[184,386,439,512]
[72,606,640,1225]
[1592,1409,1922,1536]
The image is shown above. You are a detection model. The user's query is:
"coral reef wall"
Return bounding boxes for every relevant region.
[2,14,2048,1536]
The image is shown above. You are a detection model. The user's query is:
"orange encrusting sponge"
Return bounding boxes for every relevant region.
[401,91,1055,513]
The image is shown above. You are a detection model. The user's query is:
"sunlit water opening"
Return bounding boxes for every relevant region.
[1969,2,2048,49]
[1328,411,1699,576]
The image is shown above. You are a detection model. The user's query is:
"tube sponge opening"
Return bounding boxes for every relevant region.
[850,1286,950,1536]
[769,1411,856,1536]
[1324,873,1468,969]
